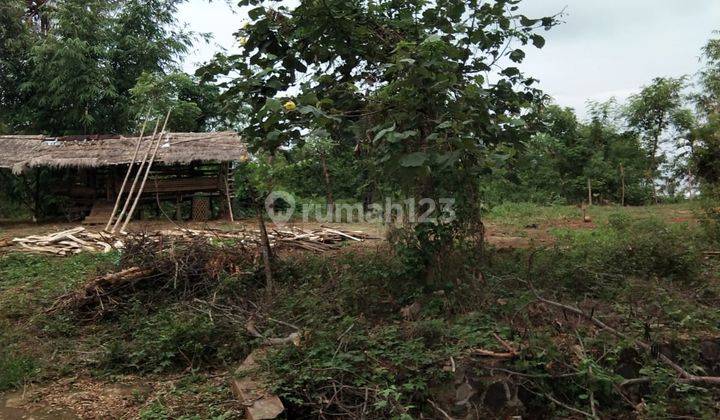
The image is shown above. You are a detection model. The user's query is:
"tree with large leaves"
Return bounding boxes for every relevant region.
[199,0,558,266]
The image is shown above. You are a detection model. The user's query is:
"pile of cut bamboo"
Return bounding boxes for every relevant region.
[9,227,117,256]
[6,226,374,256]
[159,226,373,252]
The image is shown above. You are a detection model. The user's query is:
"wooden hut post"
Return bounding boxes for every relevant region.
[176,194,182,221]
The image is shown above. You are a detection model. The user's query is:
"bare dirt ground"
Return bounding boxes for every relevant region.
[0,203,698,251]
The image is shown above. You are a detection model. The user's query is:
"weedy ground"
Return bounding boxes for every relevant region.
[1,201,719,419]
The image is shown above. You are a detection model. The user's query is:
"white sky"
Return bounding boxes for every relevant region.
[178,0,720,118]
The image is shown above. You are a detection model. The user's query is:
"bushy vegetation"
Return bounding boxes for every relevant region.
[2,207,719,417]
[0,350,37,392]
[254,216,716,418]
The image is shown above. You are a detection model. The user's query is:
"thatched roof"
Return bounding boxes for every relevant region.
[0,132,248,174]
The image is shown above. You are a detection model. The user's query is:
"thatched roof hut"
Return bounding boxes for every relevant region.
[0,132,248,175]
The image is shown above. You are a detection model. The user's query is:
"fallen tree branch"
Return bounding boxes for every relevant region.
[531,289,720,386]
[47,266,156,314]
[492,332,518,356]
[427,399,454,420]
[471,349,516,359]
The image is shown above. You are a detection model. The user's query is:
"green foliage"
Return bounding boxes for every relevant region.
[130,71,222,132]
[0,1,35,132]
[2,0,195,135]
[625,77,694,198]
[101,305,249,374]
[200,0,559,256]
[483,102,654,205]
[535,217,701,293]
[691,32,720,242]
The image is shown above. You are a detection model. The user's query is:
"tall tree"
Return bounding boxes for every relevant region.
[692,33,720,189]
[5,0,194,135]
[625,77,689,202]
[0,1,35,133]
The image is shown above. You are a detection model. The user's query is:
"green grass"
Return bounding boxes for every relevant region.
[0,252,118,318]
[0,352,38,391]
[485,201,698,228]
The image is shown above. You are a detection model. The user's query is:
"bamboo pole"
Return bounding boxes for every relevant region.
[105,114,150,231]
[120,111,172,234]
[224,171,235,223]
[110,118,162,233]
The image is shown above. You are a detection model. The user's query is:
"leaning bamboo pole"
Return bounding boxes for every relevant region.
[223,164,235,223]
[105,115,150,231]
[110,119,162,233]
[119,110,172,234]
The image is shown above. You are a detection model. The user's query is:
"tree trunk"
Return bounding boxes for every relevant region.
[649,144,659,205]
[648,116,663,205]
[33,168,41,223]
[256,202,274,294]
[319,152,335,221]
[620,164,626,207]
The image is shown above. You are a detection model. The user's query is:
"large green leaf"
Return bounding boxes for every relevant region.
[399,152,428,167]
[373,124,397,143]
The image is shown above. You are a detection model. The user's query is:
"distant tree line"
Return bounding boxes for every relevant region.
[2,0,720,223]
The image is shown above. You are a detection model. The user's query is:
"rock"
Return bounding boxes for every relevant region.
[230,350,285,420]
[483,382,508,411]
[700,340,720,362]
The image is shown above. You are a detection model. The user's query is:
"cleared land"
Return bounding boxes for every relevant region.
[1,202,717,419]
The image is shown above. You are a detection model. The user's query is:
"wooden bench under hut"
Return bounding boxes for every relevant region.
[0,132,248,224]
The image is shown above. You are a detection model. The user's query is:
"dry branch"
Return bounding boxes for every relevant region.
[48,266,156,314]
[533,290,720,386]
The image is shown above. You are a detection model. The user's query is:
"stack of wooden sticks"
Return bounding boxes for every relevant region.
[8,227,117,256]
[4,226,374,256]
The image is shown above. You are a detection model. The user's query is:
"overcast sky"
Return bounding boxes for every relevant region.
[178,0,720,119]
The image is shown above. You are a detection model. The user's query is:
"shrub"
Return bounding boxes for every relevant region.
[101,306,249,373]
[533,217,701,293]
